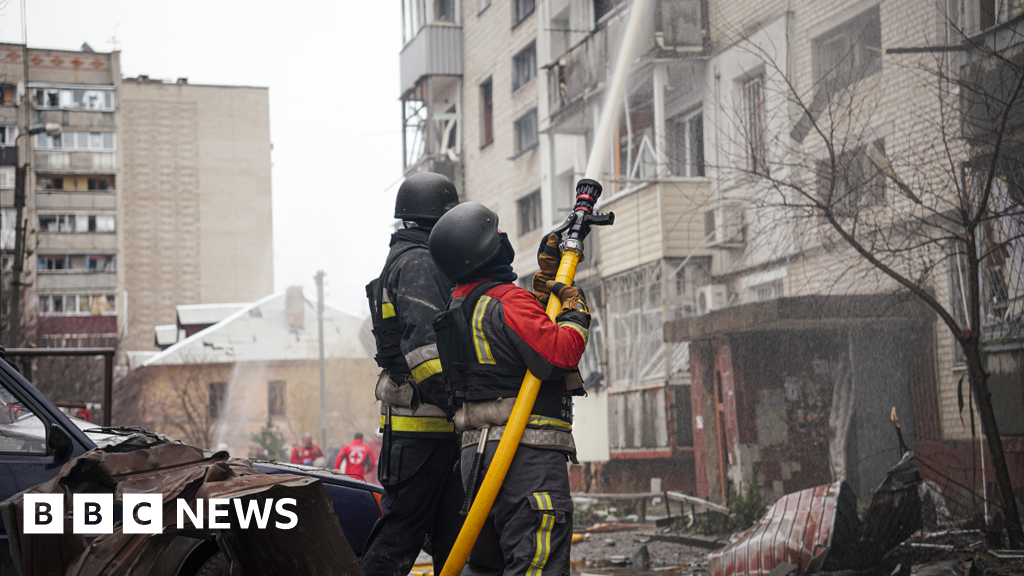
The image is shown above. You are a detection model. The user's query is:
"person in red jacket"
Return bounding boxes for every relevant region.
[289,432,324,465]
[335,432,375,478]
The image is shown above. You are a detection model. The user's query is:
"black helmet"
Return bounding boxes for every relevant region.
[394,172,460,222]
[428,202,501,282]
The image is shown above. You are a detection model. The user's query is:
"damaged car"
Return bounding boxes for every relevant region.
[0,356,382,575]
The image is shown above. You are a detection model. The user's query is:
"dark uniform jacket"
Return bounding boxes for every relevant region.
[375,228,456,438]
[448,281,588,442]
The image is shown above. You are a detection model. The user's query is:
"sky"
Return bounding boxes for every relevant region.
[4,0,404,318]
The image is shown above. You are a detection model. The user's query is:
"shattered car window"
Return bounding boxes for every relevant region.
[0,385,46,453]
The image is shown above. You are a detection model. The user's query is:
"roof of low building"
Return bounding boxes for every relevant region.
[138,290,372,368]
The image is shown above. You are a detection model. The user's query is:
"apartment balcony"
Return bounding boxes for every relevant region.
[38,232,116,252]
[34,190,117,211]
[400,24,462,97]
[35,110,116,129]
[546,0,705,119]
[597,179,711,277]
[34,151,116,172]
[36,271,117,291]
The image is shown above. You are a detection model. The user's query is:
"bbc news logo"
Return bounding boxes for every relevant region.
[24,494,298,534]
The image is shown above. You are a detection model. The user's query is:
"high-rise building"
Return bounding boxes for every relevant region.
[0,43,272,358]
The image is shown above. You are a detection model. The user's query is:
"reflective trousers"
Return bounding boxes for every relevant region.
[459,442,574,576]
[360,437,465,576]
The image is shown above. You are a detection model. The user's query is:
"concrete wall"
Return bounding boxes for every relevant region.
[119,80,273,353]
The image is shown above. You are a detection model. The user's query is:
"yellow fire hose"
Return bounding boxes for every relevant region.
[439,1,651,574]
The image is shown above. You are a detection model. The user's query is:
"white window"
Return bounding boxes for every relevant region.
[37,131,115,151]
[669,108,704,177]
[38,294,116,316]
[0,126,17,146]
[0,167,13,189]
[33,87,114,110]
[0,208,13,250]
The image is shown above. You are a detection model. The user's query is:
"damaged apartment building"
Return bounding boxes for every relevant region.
[0,43,273,357]
[397,0,1024,508]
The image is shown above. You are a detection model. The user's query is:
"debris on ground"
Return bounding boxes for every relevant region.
[2,435,360,576]
[709,452,922,576]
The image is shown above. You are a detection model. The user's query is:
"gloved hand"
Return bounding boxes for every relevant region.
[533,233,561,304]
[545,280,590,319]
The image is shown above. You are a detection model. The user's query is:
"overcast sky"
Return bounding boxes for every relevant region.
[5,0,403,318]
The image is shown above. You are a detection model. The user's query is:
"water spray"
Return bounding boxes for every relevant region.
[439,1,651,573]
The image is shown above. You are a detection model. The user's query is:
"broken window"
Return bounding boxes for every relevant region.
[518,190,542,236]
[38,177,63,190]
[514,0,535,25]
[814,6,882,98]
[0,125,16,145]
[37,255,67,270]
[741,72,768,175]
[87,254,116,271]
[815,140,886,217]
[594,0,617,22]
[670,108,705,177]
[0,85,12,105]
[268,381,286,416]
[480,78,494,146]
[88,177,113,191]
[514,108,539,154]
[209,382,226,419]
[32,87,113,110]
[513,42,537,92]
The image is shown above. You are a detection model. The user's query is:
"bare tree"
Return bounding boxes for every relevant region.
[709,11,1024,545]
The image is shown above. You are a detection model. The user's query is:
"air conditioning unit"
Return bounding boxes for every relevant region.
[697,284,729,315]
[703,205,744,247]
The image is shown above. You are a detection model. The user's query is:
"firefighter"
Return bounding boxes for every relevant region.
[361,172,464,576]
[428,202,589,576]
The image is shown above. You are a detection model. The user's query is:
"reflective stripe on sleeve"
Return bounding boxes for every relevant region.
[558,320,588,345]
[410,358,442,384]
[405,343,439,369]
[382,303,396,319]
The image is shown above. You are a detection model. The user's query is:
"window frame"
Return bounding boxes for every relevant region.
[815,139,887,217]
[513,108,539,155]
[268,380,286,416]
[741,72,768,175]
[669,107,705,177]
[512,41,537,92]
[517,190,542,236]
[513,0,536,27]
[812,5,883,97]
[480,78,494,148]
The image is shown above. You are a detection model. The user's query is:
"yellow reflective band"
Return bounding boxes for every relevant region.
[528,416,572,431]
[529,492,555,576]
[380,414,455,433]
[559,321,589,345]
[382,303,396,319]
[411,358,443,384]
[473,296,496,364]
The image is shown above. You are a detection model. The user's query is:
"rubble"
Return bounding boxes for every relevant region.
[1,435,361,576]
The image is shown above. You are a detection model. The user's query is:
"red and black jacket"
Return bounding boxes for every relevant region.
[433,280,589,420]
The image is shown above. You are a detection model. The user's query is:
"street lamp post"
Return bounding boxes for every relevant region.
[7,123,62,348]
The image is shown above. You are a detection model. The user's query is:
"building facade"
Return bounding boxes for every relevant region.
[0,43,273,359]
[399,0,1024,508]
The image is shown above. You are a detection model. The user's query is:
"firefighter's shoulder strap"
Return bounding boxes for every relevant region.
[366,243,423,367]
[434,281,504,405]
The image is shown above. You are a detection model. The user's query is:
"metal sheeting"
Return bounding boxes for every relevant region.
[400,25,463,96]
[709,482,843,576]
